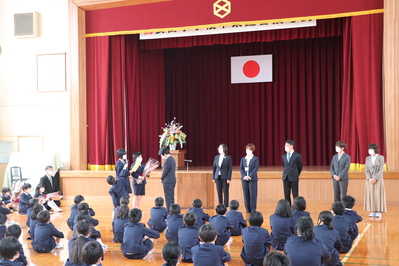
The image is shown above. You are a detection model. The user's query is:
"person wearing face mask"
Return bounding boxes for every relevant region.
[282,140,303,206]
[130,152,146,209]
[239,143,259,213]
[158,147,176,211]
[212,144,233,207]
[116,149,132,195]
[330,141,351,202]
[39,165,62,207]
[364,143,386,218]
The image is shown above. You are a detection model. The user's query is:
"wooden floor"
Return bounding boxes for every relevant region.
[11,196,399,266]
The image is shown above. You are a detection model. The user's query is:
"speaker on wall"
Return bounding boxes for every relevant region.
[14,12,39,38]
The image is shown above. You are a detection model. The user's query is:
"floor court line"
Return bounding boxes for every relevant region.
[341,223,371,264]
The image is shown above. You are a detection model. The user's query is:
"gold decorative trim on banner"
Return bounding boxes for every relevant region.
[87,164,115,171]
[86,8,383,37]
[349,163,388,172]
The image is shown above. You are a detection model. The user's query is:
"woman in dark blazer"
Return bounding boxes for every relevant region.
[212,144,232,207]
[240,143,259,213]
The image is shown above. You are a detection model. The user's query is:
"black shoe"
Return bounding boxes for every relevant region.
[26,237,32,240]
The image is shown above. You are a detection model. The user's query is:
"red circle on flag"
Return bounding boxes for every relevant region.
[243,60,260,78]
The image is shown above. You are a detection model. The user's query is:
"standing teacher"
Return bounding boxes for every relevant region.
[159,147,176,211]
[330,141,351,202]
[240,143,259,213]
[282,140,302,206]
[364,143,386,218]
[212,144,232,207]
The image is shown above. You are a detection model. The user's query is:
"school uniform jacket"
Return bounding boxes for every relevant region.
[188,207,210,229]
[67,204,95,230]
[39,174,60,194]
[0,225,5,240]
[32,222,64,253]
[165,214,184,242]
[131,162,145,186]
[66,235,96,263]
[332,215,353,253]
[239,156,259,181]
[314,224,343,266]
[178,225,200,262]
[209,214,232,246]
[15,245,28,266]
[212,155,232,180]
[343,209,362,241]
[113,217,129,243]
[161,156,176,184]
[121,222,160,255]
[282,151,303,181]
[269,214,296,250]
[0,260,23,266]
[18,193,32,215]
[147,206,168,232]
[191,243,231,266]
[241,226,272,261]
[115,159,132,194]
[109,178,129,208]
[284,236,331,266]
[330,153,351,180]
[29,218,40,239]
[226,210,247,236]
[291,210,311,224]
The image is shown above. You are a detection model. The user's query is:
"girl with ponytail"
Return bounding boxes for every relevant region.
[112,198,130,243]
[284,216,331,266]
[314,211,343,266]
[65,219,95,266]
[162,241,182,266]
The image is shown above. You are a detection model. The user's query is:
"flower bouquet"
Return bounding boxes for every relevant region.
[142,158,160,177]
[159,118,187,149]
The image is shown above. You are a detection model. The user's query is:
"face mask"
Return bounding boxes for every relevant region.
[368,149,375,156]
[47,171,53,175]
[122,154,127,160]
[335,147,342,153]
[284,146,291,153]
[137,157,143,162]
[246,150,252,155]
[218,148,224,155]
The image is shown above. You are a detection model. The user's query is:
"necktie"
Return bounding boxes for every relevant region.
[49,176,53,187]
[288,153,291,163]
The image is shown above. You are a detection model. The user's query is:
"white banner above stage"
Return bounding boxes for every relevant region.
[140,20,316,40]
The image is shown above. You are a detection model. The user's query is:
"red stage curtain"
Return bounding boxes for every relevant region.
[140,18,344,50]
[164,37,343,166]
[341,13,384,169]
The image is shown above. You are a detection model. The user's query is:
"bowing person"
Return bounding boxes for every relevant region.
[212,144,232,207]
[240,143,259,213]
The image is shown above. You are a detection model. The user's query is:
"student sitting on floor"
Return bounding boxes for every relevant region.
[165,204,184,243]
[72,203,99,231]
[187,199,210,229]
[0,237,23,266]
[209,204,232,246]
[263,251,291,266]
[162,241,182,266]
[121,208,160,259]
[0,213,6,241]
[32,210,64,253]
[269,199,296,251]
[5,224,28,266]
[1,187,14,211]
[191,224,231,266]
[342,195,363,241]
[67,195,95,230]
[33,183,62,212]
[18,183,32,215]
[27,204,44,240]
[113,197,129,220]
[112,198,130,243]
[81,241,104,266]
[291,196,310,224]
[72,210,107,249]
[26,199,38,229]
[148,197,168,233]
[331,201,354,253]
[226,199,247,236]
[178,212,199,263]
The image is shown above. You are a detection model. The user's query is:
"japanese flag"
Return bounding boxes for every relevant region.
[231,55,273,84]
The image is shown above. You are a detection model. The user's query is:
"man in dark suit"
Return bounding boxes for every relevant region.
[159,147,176,211]
[282,140,303,205]
[330,141,351,202]
[39,165,61,207]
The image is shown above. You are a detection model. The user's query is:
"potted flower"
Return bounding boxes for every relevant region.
[159,118,187,150]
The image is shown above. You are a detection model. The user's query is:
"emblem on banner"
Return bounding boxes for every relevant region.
[213,0,231,19]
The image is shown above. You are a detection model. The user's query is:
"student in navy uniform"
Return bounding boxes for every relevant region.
[269,199,296,251]
[226,199,246,236]
[162,241,182,266]
[0,237,23,266]
[263,251,291,266]
[285,216,331,266]
[342,195,363,241]
[130,152,146,209]
[241,211,272,266]
[0,213,6,240]
[5,225,28,266]
[18,183,32,215]
[240,143,259,213]
[159,147,176,211]
[26,198,38,229]
[165,203,184,243]
[65,219,97,266]
[32,210,64,253]
[0,205,14,226]
[34,183,63,212]
[67,195,96,230]
[28,204,44,240]
[112,201,129,243]
[72,209,107,249]
[115,148,132,195]
[81,241,104,266]
[209,204,232,246]
[113,197,129,220]
[107,175,129,210]
[291,196,310,224]
[331,201,353,253]
[282,140,303,205]
[314,211,343,266]
[72,203,99,231]
[148,197,168,233]
[121,208,160,259]
[212,144,233,207]
[330,141,351,202]
[188,199,210,229]
[191,224,231,266]
[178,212,199,263]
[1,187,13,210]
